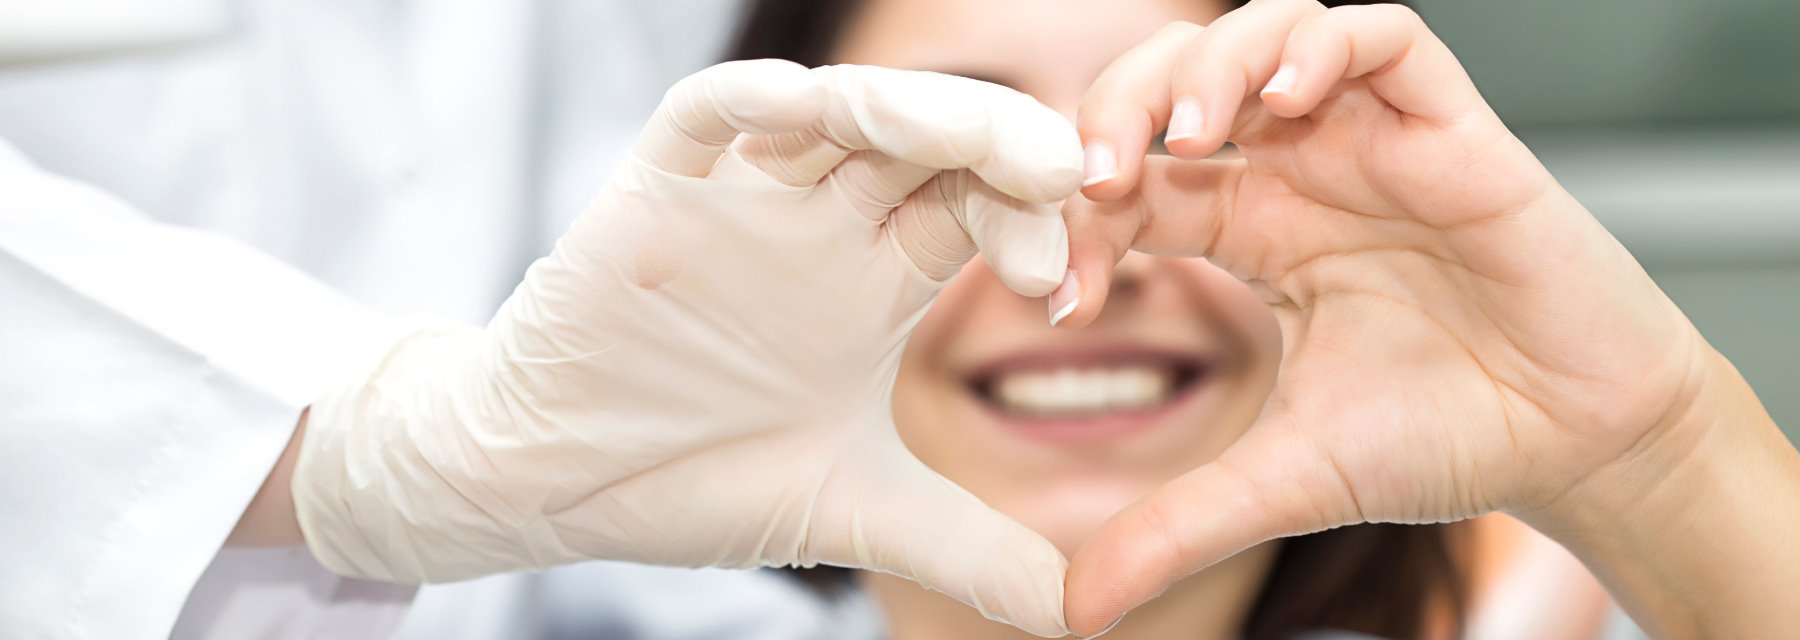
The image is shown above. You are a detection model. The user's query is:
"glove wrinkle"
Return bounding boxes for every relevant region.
[293,61,1079,637]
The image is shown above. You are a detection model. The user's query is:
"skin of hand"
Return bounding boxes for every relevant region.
[1053,0,1800,636]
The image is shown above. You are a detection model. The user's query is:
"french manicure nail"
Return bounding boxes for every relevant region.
[1165,97,1203,142]
[1048,268,1080,327]
[1083,142,1118,187]
[1263,64,1298,95]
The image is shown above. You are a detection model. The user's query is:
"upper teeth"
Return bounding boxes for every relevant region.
[992,366,1175,416]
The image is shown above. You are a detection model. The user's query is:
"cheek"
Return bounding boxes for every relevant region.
[889,262,1000,474]
[909,259,995,343]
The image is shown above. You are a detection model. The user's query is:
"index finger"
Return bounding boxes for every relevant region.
[812,65,1085,203]
[1054,155,1244,329]
[1260,4,1488,122]
[1074,21,1204,202]
[635,59,826,177]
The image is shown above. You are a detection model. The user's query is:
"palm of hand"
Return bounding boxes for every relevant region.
[1209,81,1704,525]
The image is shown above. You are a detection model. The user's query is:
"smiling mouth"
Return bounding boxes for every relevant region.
[966,352,1211,421]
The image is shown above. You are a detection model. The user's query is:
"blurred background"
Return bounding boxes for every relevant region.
[1423,2,1800,634]
[1416,0,1800,445]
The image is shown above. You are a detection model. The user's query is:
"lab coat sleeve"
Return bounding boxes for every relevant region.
[0,140,419,639]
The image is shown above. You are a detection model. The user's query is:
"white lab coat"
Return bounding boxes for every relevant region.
[0,1,849,638]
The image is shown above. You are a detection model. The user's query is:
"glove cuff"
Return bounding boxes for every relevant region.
[292,321,514,583]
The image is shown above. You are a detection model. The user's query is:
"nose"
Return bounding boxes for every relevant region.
[1104,252,1156,306]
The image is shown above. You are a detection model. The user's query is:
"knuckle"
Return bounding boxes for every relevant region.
[1155,20,1205,39]
[1258,0,1326,15]
[1354,3,1425,27]
[660,73,699,107]
[1182,28,1232,66]
[1075,93,1139,135]
[1137,499,1193,569]
[1382,3,1425,22]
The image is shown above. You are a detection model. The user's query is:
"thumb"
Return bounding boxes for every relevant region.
[810,424,1070,637]
[1063,417,1356,636]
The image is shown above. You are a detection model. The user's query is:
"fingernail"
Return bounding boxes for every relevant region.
[1165,97,1203,142]
[1048,268,1080,326]
[1263,64,1298,96]
[1159,97,1202,142]
[1083,142,1117,187]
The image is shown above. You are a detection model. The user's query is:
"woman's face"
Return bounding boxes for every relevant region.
[836,0,1282,552]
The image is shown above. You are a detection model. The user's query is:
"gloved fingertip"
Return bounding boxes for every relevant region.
[712,59,827,134]
[998,263,1064,300]
[980,211,1070,299]
[978,97,1086,203]
[1011,141,1087,203]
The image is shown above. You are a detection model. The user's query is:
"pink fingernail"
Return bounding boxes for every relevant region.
[1263,64,1299,95]
[1048,268,1080,326]
[1083,142,1118,187]
[1165,97,1203,142]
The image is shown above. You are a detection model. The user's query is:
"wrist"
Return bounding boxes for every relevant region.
[226,409,309,546]
[1521,346,1800,637]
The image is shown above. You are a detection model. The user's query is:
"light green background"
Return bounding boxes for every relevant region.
[1416,0,1800,444]
[1416,0,1800,129]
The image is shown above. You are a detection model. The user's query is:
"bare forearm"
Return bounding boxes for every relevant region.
[1531,350,1800,638]
[226,409,308,546]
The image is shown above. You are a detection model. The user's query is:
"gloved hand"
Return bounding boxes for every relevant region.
[292,60,1081,636]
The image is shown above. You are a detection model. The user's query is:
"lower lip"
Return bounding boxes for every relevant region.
[975,387,1201,445]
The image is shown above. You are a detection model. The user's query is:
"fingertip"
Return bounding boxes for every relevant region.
[972,86,1088,203]
[1081,141,1120,190]
[1000,263,1066,301]
[1160,107,1223,159]
[1075,18,1200,197]
[1074,98,1155,201]
[1161,139,1214,161]
[1053,192,1137,328]
[1047,268,1081,327]
[1048,263,1112,330]
[995,98,1089,203]
[1256,62,1315,119]
[1161,105,1223,159]
[1063,520,1156,636]
[710,59,826,134]
[969,199,1073,301]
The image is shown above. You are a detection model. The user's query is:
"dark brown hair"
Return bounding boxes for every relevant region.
[728,0,1406,68]
[723,1,1465,638]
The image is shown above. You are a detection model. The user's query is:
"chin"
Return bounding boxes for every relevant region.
[998,474,1159,556]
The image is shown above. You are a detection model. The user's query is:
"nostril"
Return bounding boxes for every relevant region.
[1108,271,1144,302]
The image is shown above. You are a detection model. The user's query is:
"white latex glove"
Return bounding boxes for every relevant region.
[293,60,1081,637]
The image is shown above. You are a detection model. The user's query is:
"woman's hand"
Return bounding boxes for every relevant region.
[1056,1,1800,636]
[293,60,1079,637]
